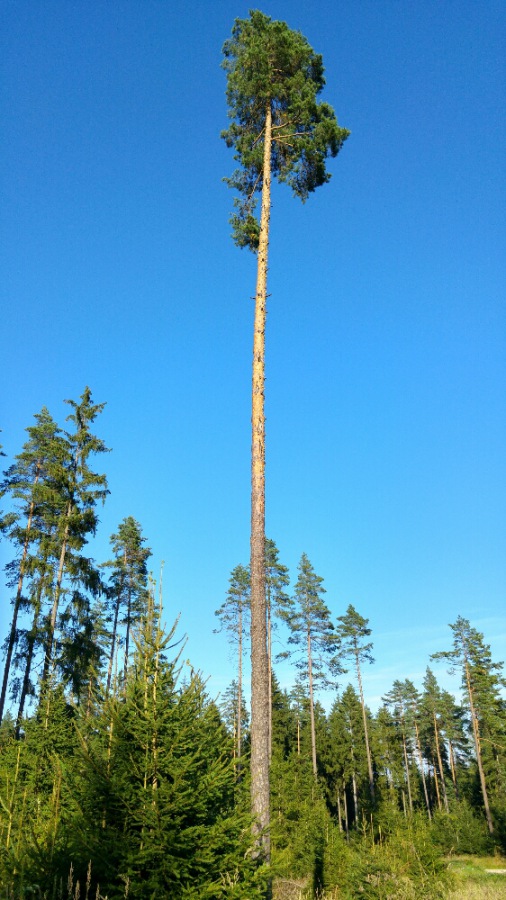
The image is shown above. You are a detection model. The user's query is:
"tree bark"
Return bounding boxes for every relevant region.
[448,739,459,799]
[250,102,272,865]
[0,483,38,724]
[413,717,431,819]
[267,591,272,761]
[123,580,133,685]
[16,573,46,736]
[401,722,413,813]
[237,601,243,768]
[41,509,71,691]
[433,711,449,812]
[355,652,375,802]
[465,660,494,834]
[307,630,317,778]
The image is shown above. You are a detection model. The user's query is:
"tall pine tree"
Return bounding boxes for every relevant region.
[222,10,348,864]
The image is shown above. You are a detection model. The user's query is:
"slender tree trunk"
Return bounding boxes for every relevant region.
[267,591,272,761]
[355,653,375,802]
[465,660,494,833]
[432,752,442,811]
[401,723,413,813]
[307,631,317,777]
[433,712,449,812]
[16,567,47,735]
[237,602,243,768]
[123,582,133,685]
[41,508,71,690]
[349,722,359,823]
[0,487,38,724]
[106,590,121,697]
[448,739,459,799]
[343,784,349,838]
[250,102,272,865]
[413,717,431,819]
[337,790,343,832]
[351,770,358,825]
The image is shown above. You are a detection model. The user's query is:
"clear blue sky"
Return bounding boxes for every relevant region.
[1,0,505,710]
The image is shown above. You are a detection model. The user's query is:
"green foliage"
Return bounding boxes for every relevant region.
[430,801,494,856]
[103,515,151,692]
[2,395,505,896]
[270,752,330,888]
[282,554,337,686]
[214,563,250,651]
[222,10,349,249]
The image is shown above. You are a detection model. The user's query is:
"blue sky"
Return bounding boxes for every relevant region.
[1,0,505,711]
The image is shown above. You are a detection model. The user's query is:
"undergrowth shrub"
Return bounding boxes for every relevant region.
[430,801,493,856]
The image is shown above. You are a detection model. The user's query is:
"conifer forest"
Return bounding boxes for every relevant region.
[1,8,505,900]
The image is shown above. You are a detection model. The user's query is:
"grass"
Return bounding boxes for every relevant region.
[273,856,506,900]
[447,855,506,899]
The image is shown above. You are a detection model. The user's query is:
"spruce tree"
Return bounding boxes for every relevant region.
[40,388,109,703]
[328,686,368,829]
[64,613,264,898]
[222,10,348,862]
[104,516,151,694]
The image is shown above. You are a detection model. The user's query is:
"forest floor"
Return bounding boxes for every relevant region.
[447,855,506,898]
[272,856,506,899]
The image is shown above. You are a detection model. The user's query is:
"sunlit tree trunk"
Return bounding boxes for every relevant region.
[433,711,449,812]
[413,717,431,819]
[355,656,374,802]
[465,660,494,834]
[250,101,272,861]
[307,629,317,777]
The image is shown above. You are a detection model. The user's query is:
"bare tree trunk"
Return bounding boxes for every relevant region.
[41,509,71,691]
[433,712,449,812]
[307,631,317,777]
[343,784,349,838]
[401,725,413,813]
[237,602,243,768]
[465,660,494,834]
[0,487,38,724]
[106,598,120,697]
[267,592,272,761]
[355,654,375,802]
[413,718,431,819]
[448,739,459,799]
[250,102,272,865]
[123,582,133,685]
[351,770,358,825]
[106,570,125,697]
[349,722,359,824]
[16,593,42,734]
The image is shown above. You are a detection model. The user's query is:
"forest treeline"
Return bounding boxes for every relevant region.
[0,390,505,898]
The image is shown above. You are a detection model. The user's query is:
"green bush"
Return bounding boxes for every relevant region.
[430,802,493,856]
